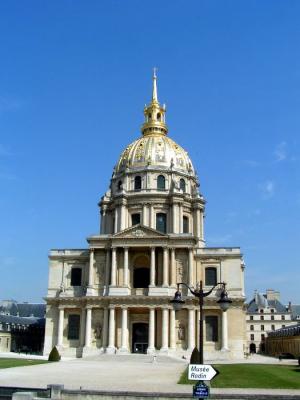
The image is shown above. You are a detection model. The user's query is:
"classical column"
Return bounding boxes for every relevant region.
[57,307,64,347]
[80,308,86,347]
[107,307,116,353]
[88,248,94,288]
[195,208,201,239]
[114,207,118,233]
[221,311,229,351]
[150,205,154,229]
[200,210,204,240]
[150,247,156,286]
[111,248,117,286]
[188,248,194,287]
[169,308,176,350]
[102,307,109,349]
[85,307,92,347]
[105,249,110,294]
[120,204,126,231]
[142,203,147,226]
[188,308,195,351]
[178,203,183,233]
[147,308,155,353]
[123,247,129,287]
[119,307,128,352]
[161,308,169,351]
[172,203,178,233]
[170,248,176,286]
[163,247,169,287]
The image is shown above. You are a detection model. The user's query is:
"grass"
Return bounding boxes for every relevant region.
[0,358,48,369]
[179,364,300,389]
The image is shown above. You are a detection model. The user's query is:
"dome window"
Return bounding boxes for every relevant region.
[157,175,165,190]
[179,178,186,193]
[183,216,189,233]
[157,113,161,121]
[134,176,142,191]
[117,180,122,191]
[131,213,141,226]
[156,213,167,233]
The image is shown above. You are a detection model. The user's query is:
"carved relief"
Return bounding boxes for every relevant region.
[155,140,166,162]
[92,309,103,348]
[178,323,185,340]
[135,140,146,162]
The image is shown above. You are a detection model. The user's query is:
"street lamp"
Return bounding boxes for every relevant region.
[170,280,232,364]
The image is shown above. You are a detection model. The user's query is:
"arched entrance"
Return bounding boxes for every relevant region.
[132,323,148,354]
[250,343,256,353]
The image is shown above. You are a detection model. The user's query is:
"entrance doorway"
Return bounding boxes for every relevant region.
[249,343,256,353]
[132,323,148,353]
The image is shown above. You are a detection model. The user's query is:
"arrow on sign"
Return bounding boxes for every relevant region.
[188,364,219,381]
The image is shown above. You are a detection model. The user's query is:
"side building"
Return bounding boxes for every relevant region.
[44,73,246,360]
[246,289,294,354]
[0,300,46,354]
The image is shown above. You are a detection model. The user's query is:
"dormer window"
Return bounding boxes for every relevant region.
[134,176,142,190]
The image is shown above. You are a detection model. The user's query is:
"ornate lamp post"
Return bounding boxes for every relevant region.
[171,281,232,364]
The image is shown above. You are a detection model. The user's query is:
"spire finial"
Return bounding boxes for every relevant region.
[152,67,158,103]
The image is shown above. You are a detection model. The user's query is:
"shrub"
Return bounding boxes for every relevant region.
[48,346,61,362]
[190,347,200,364]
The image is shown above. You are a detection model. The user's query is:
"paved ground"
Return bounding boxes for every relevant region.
[0,353,300,397]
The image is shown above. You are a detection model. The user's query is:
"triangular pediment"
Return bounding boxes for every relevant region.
[113,224,167,238]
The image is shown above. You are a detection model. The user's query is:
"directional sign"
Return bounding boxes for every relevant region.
[189,364,219,381]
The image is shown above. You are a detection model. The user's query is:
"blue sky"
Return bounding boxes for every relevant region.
[0,1,299,304]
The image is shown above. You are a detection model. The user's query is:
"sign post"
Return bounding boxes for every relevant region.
[189,364,219,399]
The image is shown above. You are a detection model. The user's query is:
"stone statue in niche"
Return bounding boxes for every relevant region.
[94,323,102,340]
[178,323,185,340]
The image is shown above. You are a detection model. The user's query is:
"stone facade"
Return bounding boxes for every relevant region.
[44,73,246,359]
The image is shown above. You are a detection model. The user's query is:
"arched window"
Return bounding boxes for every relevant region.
[156,213,167,233]
[134,176,142,190]
[179,178,186,192]
[183,216,189,233]
[118,180,122,191]
[157,175,165,190]
[205,267,217,286]
[157,113,161,121]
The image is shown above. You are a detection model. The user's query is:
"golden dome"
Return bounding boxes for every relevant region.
[115,71,195,176]
[115,134,195,175]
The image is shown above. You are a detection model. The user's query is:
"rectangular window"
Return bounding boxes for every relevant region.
[205,316,218,342]
[260,316,264,320]
[261,334,265,341]
[71,268,82,286]
[271,315,274,321]
[281,315,285,320]
[282,325,285,328]
[131,213,141,226]
[261,325,264,331]
[250,325,254,331]
[250,334,254,341]
[271,309,274,313]
[67,315,80,340]
[183,216,189,233]
[156,213,167,233]
[271,325,275,331]
[250,316,254,320]
[205,267,217,286]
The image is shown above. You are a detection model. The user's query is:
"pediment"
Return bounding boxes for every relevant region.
[113,224,167,239]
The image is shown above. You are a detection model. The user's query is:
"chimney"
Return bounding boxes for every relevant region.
[266,289,280,301]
